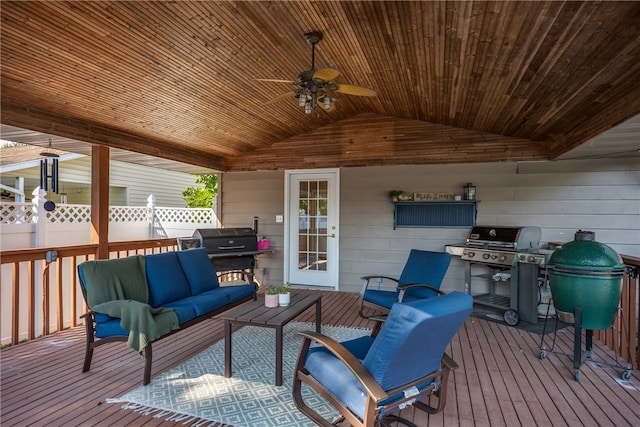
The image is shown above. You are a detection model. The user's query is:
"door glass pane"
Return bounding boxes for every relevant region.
[298,179,329,272]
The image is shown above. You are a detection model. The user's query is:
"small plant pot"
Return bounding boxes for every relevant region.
[278,292,290,307]
[265,294,279,308]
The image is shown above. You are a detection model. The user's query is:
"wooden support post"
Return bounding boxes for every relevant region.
[91,145,110,259]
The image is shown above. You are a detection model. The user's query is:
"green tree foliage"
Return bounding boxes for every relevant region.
[182,174,218,208]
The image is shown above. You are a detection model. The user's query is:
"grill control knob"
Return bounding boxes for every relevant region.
[467,251,475,258]
[483,253,491,260]
[527,255,536,263]
[499,255,507,262]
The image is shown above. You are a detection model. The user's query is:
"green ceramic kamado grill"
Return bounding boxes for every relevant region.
[540,230,631,382]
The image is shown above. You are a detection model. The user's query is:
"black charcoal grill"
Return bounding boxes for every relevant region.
[179,228,261,282]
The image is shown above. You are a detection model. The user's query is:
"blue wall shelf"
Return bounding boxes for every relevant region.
[393,201,477,229]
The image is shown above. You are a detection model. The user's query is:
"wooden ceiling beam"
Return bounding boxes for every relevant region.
[1,97,228,171]
[227,113,550,171]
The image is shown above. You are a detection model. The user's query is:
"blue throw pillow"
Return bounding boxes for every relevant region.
[176,248,220,295]
[145,252,192,306]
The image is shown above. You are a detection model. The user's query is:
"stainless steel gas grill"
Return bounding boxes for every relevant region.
[460,226,548,325]
[179,228,265,283]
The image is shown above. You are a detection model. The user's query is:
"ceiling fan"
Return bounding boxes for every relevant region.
[258,31,377,114]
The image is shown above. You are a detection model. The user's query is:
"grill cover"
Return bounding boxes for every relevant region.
[192,228,257,254]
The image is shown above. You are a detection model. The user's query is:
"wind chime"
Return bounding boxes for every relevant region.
[39,138,59,193]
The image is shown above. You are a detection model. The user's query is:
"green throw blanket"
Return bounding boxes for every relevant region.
[81,255,179,353]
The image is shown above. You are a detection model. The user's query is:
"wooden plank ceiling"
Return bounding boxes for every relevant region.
[2,1,640,172]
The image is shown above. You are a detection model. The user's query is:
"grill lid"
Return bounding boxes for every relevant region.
[192,227,258,253]
[549,231,624,274]
[466,226,541,250]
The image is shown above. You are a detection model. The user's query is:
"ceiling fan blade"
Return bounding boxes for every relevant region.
[313,68,340,82]
[332,84,377,97]
[265,91,296,105]
[256,78,296,84]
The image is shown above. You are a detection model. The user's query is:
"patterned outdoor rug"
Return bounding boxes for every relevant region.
[107,322,371,427]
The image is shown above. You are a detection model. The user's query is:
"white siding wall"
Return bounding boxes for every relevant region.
[0,156,198,206]
[221,157,640,293]
[108,161,198,206]
[220,171,285,287]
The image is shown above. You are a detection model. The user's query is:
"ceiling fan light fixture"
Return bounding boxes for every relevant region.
[298,92,307,107]
[323,96,331,110]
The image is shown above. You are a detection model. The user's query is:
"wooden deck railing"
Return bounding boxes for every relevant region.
[593,255,639,370]
[1,239,178,346]
[1,243,639,369]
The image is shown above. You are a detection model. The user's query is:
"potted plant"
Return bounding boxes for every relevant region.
[278,282,291,306]
[388,190,404,202]
[265,287,279,308]
[257,236,270,250]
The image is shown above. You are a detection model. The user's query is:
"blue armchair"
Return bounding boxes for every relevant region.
[359,249,452,320]
[293,291,473,427]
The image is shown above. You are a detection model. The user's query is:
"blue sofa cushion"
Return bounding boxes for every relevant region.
[176,248,221,295]
[159,299,199,324]
[177,284,255,317]
[145,252,192,307]
[95,317,129,338]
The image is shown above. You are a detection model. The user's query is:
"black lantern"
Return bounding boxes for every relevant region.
[464,183,476,200]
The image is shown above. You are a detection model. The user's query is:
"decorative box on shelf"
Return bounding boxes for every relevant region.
[412,192,455,201]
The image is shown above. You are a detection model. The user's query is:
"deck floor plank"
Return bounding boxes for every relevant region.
[2,290,638,426]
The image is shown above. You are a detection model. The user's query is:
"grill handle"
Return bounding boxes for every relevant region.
[218,245,246,250]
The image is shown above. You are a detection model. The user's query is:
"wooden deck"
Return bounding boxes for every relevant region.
[2,290,639,426]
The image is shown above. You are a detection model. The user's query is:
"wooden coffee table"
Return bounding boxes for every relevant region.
[220,292,322,386]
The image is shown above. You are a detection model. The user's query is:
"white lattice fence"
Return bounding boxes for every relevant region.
[0,203,35,224]
[110,206,148,223]
[0,202,216,248]
[154,207,213,223]
[45,204,92,223]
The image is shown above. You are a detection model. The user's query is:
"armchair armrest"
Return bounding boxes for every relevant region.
[80,310,95,320]
[296,331,388,402]
[441,352,458,370]
[360,275,399,283]
[358,275,400,319]
[396,283,445,302]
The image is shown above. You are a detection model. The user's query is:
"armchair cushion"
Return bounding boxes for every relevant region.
[305,338,370,419]
[360,249,452,316]
[397,249,452,299]
[364,292,471,390]
[296,291,473,425]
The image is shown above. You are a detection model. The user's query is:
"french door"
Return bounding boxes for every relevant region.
[285,169,339,289]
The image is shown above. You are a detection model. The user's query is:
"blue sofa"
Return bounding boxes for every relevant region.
[78,247,256,385]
